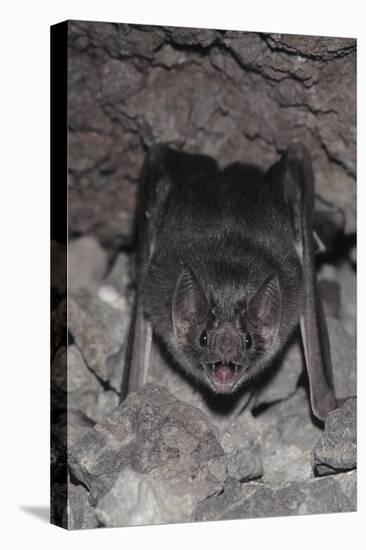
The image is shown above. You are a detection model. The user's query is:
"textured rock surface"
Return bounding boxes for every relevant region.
[313,398,357,475]
[220,414,263,482]
[95,467,196,527]
[67,482,99,530]
[69,385,227,516]
[68,236,108,291]
[195,473,356,522]
[256,389,323,486]
[328,318,357,399]
[68,21,356,246]
[252,335,304,407]
[68,280,131,390]
[51,21,357,529]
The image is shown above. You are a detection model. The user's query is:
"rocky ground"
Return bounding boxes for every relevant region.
[51,238,356,529]
[51,22,356,529]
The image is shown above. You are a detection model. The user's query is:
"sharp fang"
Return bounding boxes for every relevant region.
[211,364,216,372]
[235,365,239,372]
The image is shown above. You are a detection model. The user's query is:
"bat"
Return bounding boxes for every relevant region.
[121,143,340,421]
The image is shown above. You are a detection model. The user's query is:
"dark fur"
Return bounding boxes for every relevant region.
[141,147,305,393]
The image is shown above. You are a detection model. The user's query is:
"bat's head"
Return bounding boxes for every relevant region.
[171,265,283,394]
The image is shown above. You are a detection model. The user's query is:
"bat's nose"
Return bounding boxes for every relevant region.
[214,325,241,361]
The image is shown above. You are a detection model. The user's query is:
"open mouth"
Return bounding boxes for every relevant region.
[204,361,244,393]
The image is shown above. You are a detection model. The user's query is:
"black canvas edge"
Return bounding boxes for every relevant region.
[50,20,68,529]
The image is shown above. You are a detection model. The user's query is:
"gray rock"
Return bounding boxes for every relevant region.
[328,318,356,400]
[336,469,357,506]
[195,478,277,522]
[195,474,355,522]
[256,389,323,486]
[52,409,95,452]
[313,398,357,475]
[252,336,304,407]
[275,476,355,516]
[95,467,195,527]
[68,22,356,237]
[220,415,263,482]
[68,288,130,387]
[52,345,119,423]
[69,385,227,514]
[68,236,108,291]
[68,482,99,529]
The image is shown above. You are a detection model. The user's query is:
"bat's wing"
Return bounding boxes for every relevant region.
[270,144,338,420]
[121,145,219,400]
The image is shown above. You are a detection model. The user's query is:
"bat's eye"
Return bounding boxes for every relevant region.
[245,333,252,349]
[199,330,208,347]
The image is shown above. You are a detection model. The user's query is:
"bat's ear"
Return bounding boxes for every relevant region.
[248,275,281,343]
[172,266,209,338]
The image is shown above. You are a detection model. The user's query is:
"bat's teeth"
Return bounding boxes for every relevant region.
[234,364,238,372]
[211,363,216,372]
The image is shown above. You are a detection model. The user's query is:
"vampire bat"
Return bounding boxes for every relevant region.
[122,143,340,421]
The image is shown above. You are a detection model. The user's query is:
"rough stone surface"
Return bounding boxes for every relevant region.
[69,385,227,510]
[313,398,357,475]
[252,335,304,407]
[328,318,357,400]
[68,21,356,247]
[95,467,196,527]
[220,414,263,482]
[68,236,108,291]
[68,287,130,387]
[257,389,323,486]
[195,474,355,522]
[52,21,357,528]
[52,345,119,423]
[68,482,99,530]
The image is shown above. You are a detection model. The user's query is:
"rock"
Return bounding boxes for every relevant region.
[255,389,322,486]
[328,318,357,400]
[67,345,103,417]
[52,345,119,422]
[195,473,355,522]
[313,398,357,475]
[195,478,278,522]
[68,182,137,249]
[336,469,357,505]
[275,475,355,515]
[95,467,195,527]
[52,409,95,453]
[252,335,304,407]
[166,26,217,48]
[68,236,108,291]
[69,385,227,512]
[220,414,263,482]
[68,21,356,237]
[68,288,130,388]
[68,482,99,529]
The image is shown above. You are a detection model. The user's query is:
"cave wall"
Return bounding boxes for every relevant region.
[67,22,356,249]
